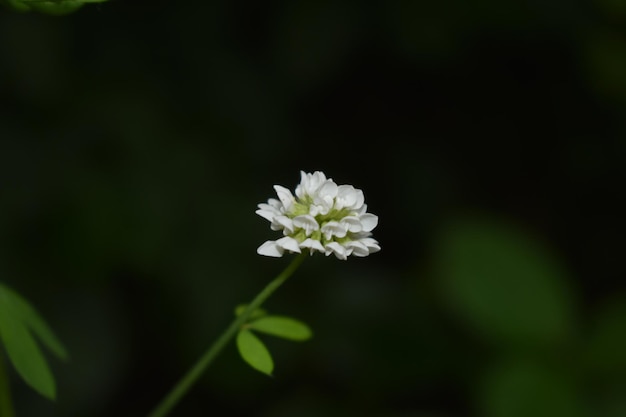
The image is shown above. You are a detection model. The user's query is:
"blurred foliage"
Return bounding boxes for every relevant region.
[0,283,68,400]
[0,0,106,15]
[479,357,583,417]
[0,0,625,416]
[435,217,575,347]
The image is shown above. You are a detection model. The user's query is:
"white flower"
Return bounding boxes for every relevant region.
[256,171,381,260]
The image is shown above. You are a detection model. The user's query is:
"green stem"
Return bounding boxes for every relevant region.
[0,354,15,417]
[148,253,307,417]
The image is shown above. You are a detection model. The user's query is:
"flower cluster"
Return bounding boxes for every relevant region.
[256,171,380,260]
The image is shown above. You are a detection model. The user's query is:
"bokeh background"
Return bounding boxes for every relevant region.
[1,0,626,416]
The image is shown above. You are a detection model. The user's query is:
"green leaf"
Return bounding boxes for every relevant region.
[234,304,267,320]
[1,0,106,16]
[0,0,31,11]
[249,316,313,341]
[236,329,274,376]
[0,284,68,361]
[0,292,56,400]
[435,217,574,346]
[479,358,582,417]
[27,1,84,15]
[0,283,68,400]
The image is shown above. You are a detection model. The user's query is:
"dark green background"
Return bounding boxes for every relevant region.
[1,1,625,416]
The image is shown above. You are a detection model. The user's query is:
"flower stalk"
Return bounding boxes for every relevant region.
[148,253,307,417]
[149,170,380,416]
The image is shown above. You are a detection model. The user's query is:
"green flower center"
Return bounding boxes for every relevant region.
[286,197,358,244]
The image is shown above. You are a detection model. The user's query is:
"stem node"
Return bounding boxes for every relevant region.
[148,254,306,417]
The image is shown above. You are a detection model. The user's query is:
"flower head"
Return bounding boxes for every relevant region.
[256,171,380,260]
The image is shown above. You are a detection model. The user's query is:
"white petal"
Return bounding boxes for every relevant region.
[273,215,294,234]
[336,185,358,210]
[318,179,338,200]
[296,171,327,199]
[313,184,336,213]
[359,213,378,232]
[359,237,381,253]
[340,216,362,233]
[344,240,369,257]
[256,203,281,222]
[308,171,326,192]
[308,205,323,216]
[293,214,319,236]
[276,236,301,254]
[256,209,275,222]
[353,189,365,210]
[257,241,284,257]
[295,172,310,198]
[321,221,347,239]
[295,172,307,199]
[300,238,325,254]
[324,242,348,260]
[274,185,295,211]
[267,198,283,210]
[311,202,331,216]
